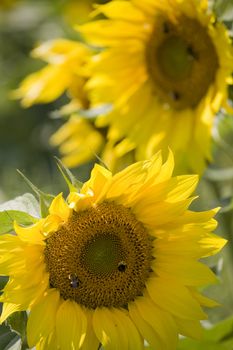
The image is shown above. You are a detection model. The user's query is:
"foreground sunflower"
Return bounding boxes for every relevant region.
[0,152,226,349]
[81,0,233,174]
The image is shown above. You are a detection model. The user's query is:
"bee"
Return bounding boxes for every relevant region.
[187,46,199,61]
[68,274,79,288]
[118,261,127,272]
[170,91,180,101]
[163,22,170,34]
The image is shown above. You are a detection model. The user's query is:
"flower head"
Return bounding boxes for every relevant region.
[0,151,226,349]
[12,39,90,108]
[81,0,233,174]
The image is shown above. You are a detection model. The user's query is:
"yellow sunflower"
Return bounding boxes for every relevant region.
[12,39,90,108]
[0,152,226,349]
[80,0,233,174]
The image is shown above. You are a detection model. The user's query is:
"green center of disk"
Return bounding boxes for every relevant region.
[157,36,193,81]
[82,234,124,275]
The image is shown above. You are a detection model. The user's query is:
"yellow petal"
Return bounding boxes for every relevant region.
[12,65,71,107]
[36,330,58,350]
[14,220,45,245]
[27,289,60,347]
[146,277,207,320]
[112,308,144,350]
[0,302,22,323]
[68,191,94,212]
[56,300,87,350]
[153,230,227,259]
[134,197,195,228]
[190,289,220,308]
[78,20,148,46]
[154,150,174,184]
[166,175,199,202]
[93,1,147,22]
[175,208,219,230]
[81,164,112,203]
[174,316,203,340]
[42,215,63,236]
[49,193,72,222]
[51,116,104,169]
[152,258,217,286]
[93,307,130,350]
[135,296,178,350]
[128,302,164,350]
[81,310,99,350]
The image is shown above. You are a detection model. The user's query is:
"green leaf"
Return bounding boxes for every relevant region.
[0,211,38,235]
[212,114,233,160]
[0,324,20,350]
[17,170,55,218]
[214,0,233,21]
[204,167,233,182]
[55,157,83,192]
[178,317,233,350]
[204,317,233,343]
[7,312,28,349]
[219,197,233,213]
[0,276,8,291]
[0,193,40,217]
[178,339,227,350]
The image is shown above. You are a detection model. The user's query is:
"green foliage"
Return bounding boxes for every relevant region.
[0,193,39,234]
[55,156,83,192]
[203,113,233,211]
[0,193,40,217]
[178,317,233,350]
[17,170,55,218]
[7,312,28,350]
[214,0,233,22]
[0,323,20,350]
[0,210,38,235]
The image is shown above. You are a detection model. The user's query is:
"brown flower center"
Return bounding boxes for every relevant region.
[44,202,152,309]
[146,15,219,110]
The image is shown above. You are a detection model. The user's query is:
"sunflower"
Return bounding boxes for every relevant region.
[80,0,233,174]
[12,39,90,108]
[0,152,226,349]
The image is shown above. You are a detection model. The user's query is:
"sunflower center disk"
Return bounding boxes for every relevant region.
[44,202,152,309]
[82,234,124,276]
[146,16,219,109]
[157,36,193,81]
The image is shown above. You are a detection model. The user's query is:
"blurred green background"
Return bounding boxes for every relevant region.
[1,1,233,348]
